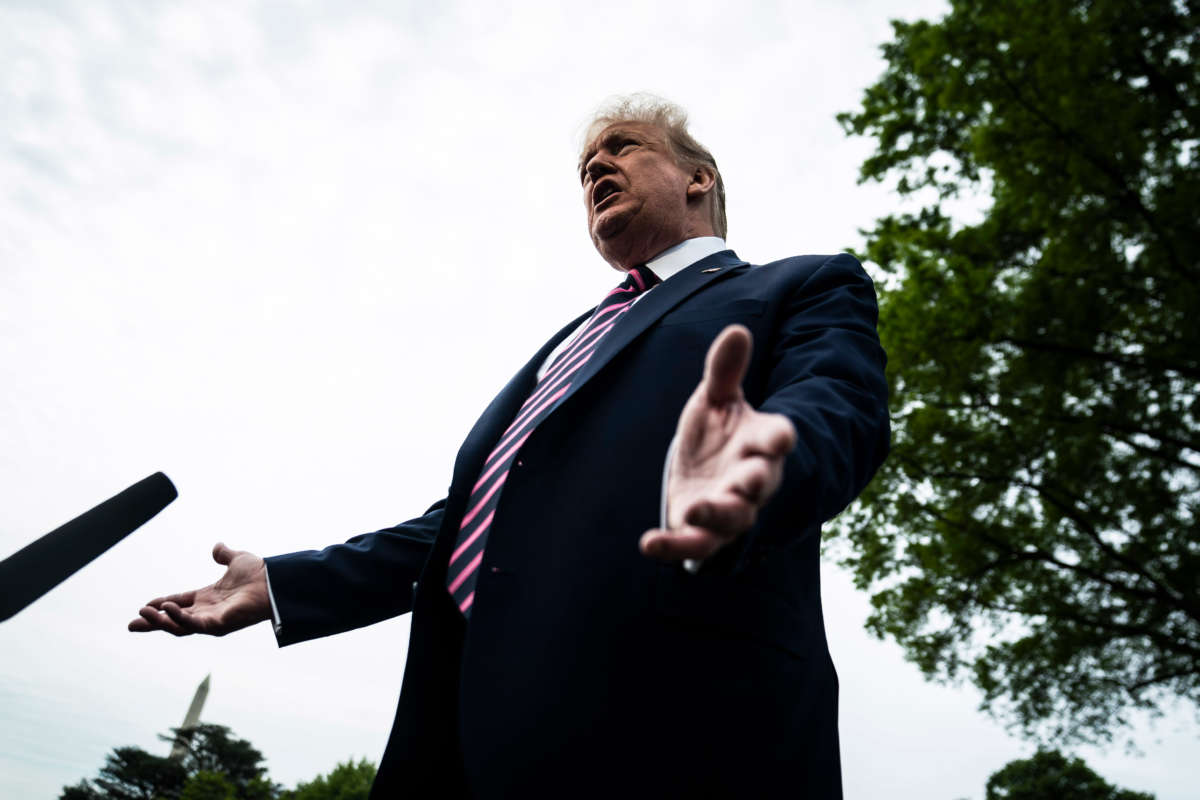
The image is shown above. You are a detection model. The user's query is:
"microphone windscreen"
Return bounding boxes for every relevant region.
[0,472,177,622]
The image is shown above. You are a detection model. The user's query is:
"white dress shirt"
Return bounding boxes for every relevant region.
[537,236,728,380]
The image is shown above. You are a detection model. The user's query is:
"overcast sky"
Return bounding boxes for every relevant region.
[1,2,1195,798]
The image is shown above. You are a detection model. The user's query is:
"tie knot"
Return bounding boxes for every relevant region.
[624,264,660,296]
[587,264,660,324]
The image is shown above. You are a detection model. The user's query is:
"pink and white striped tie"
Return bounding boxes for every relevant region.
[446,265,659,617]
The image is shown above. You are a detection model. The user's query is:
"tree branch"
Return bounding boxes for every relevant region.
[1098,427,1200,473]
[923,398,1200,457]
[997,336,1200,381]
[908,459,1200,626]
[902,484,1163,605]
[1125,667,1199,694]
[965,593,1200,663]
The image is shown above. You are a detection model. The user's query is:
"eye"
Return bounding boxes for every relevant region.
[616,139,638,154]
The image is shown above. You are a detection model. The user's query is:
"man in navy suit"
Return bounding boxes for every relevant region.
[131,96,889,798]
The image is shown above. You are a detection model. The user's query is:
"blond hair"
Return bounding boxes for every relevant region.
[580,94,727,238]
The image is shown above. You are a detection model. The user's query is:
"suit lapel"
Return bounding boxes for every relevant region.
[558,249,750,408]
[449,307,593,494]
[449,249,748,497]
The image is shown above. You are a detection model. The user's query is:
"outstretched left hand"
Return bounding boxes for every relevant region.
[640,324,797,565]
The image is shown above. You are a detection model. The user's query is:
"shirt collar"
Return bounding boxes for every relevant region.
[644,236,728,283]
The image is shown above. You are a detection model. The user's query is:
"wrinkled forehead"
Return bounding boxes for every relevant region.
[577,120,667,170]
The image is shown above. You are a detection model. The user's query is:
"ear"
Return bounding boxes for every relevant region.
[686,164,717,201]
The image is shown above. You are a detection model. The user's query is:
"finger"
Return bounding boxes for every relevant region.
[162,600,199,628]
[739,413,797,458]
[164,599,232,636]
[136,604,191,636]
[640,526,723,562]
[212,542,235,566]
[133,605,164,629]
[721,457,777,505]
[164,601,220,635]
[683,495,757,537]
[702,325,752,406]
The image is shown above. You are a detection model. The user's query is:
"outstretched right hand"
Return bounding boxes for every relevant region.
[128,542,271,636]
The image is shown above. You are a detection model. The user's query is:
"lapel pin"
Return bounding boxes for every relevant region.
[701,267,722,273]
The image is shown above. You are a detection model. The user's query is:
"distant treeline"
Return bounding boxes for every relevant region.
[60,722,375,800]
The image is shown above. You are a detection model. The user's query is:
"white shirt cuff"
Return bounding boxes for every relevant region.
[263,562,284,636]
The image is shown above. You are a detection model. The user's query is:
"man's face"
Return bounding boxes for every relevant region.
[580,122,694,270]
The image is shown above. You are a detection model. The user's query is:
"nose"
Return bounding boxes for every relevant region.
[584,151,616,183]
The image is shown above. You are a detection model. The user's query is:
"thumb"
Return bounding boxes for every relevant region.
[703,325,752,406]
[212,542,235,566]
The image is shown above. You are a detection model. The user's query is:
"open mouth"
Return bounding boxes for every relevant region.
[593,180,620,209]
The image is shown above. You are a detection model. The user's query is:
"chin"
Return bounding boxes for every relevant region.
[591,227,627,257]
[591,215,626,241]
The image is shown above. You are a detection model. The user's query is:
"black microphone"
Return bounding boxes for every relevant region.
[0,472,177,622]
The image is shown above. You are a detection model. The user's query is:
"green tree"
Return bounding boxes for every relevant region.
[181,772,236,800]
[159,724,277,798]
[837,0,1199,743]
[283,759,376,800]
[62,746,188,800]
[60,724,279,800]
[986,750,1154,800]
[59,781,104,800]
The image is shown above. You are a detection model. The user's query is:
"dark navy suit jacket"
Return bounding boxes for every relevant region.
[265,250,889,798]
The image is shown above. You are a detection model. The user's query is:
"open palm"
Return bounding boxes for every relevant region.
[128,542,270,636]
[640,325,797,564]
